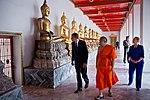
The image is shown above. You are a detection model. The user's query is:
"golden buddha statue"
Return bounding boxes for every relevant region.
[84,25,88,39]
[78,23,84,39]
[71,18,77,33]
[93,31,96,39]
[38,0,51,41]
[60,12,70,41]
[89,28,92,39]
[92,30,95,39]
[96,32,99,40]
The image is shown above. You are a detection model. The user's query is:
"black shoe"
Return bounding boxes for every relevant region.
[84,83,89,89]
[128,83,131,86]
[74,88,82,93]
[95,95,104,100]
[136,88,140,91]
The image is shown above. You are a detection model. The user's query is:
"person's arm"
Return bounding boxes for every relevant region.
[111,58,115,71]
[82,41,88,68]
[83,41,88,64]
[109,46,117,71]
[72,42,75,65]
[137,45,144,63]
[96,47,100,68]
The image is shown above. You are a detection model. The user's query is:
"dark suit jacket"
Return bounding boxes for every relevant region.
[72,40,88,65]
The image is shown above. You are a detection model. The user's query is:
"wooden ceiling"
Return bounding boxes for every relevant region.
[71,0,137,32]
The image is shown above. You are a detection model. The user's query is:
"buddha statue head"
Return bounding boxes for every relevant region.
[41,0,50,18]
[61,12,67,25]
[79,23,83,32]
[72,18,77,29]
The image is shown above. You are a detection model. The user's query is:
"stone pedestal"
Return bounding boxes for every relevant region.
[0,86,23,100]
[24,63,73,88]
[0,61,23,100]
[24,40,73,88]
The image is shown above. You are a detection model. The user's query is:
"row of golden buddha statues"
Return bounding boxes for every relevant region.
[60,12,101,42]
[37,0,101,53]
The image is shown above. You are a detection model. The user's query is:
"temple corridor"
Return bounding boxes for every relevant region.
[23,50,150,100]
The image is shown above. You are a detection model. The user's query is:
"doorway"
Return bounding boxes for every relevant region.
[0,36,14,81]
[0,31,23,85]
[109,34,117,46]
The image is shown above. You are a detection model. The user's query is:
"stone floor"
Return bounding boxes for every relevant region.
[22,50,150,100]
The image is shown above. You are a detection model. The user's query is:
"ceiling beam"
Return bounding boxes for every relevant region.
[97,24,122,26]
[84,8,128,15]
[100,26,121,28]
[75,0,133,8]
[102,30,120,31]
[89,15,126,19]
[96,22,123,24]
[92,17,125,21]
[93,19,124,22]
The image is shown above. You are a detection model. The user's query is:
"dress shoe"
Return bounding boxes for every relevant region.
[136,88,140,91]
[95,95,104,100]
[84,83,89,89]
[128,83,131,86]
[74,88,82,93]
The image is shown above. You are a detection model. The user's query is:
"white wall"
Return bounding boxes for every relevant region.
[128,14,133,42]
[126,18,129,36]
[134,4,140,37]
[120,21,128,51]
[0,0,102,67]
[103,31,119,45]
[143,0,150,72]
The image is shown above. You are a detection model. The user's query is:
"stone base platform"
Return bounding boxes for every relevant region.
[0,86,23,100]
[24,62,74,88]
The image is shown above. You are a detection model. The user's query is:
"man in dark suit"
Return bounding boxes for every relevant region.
[123,36,130,63]
[71,33,89,93]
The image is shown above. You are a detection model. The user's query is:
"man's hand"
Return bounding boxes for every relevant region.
[131,59,137,64]
[83,63,87,68]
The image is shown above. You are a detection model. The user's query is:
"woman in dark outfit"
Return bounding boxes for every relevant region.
[128,37,144,91]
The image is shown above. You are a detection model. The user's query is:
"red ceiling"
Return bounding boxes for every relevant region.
[71,0,136,32]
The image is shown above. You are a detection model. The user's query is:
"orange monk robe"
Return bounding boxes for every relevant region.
[96,44,119,90]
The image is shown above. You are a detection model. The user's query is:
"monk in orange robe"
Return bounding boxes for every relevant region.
[95,36,119,100]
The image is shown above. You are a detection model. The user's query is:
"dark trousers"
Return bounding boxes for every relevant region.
[128,61,144,88]
[123,47,129,63]
[116,45,120,50]
[75,62,89,89]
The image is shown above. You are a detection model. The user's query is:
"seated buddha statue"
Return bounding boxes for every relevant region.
[38,0,51,41]
[92,30,95,39]
[96,32,99,40]
[93,31,96,39]
[78,23,84,39]
[84,25,88,39]
[89,28,92,39]
[60,12,70,42]
[71,18,77,34]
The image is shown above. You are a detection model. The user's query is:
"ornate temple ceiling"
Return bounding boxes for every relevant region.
[71,0,139,32]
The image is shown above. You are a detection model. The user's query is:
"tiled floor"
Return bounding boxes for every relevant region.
[23,50,150,100]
